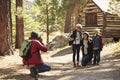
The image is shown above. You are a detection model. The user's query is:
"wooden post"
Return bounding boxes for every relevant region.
[103,12,106,37]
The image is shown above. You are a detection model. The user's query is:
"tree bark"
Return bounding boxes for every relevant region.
[46,4,49,43]
[0,0,12,56]
[15,0,24,49]
[74,3,80,24]
[64,0,76,33]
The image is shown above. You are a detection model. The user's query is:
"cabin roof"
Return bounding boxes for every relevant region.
[93,0,110,13]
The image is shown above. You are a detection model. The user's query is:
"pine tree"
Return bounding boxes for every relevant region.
[0,0,13,55]
[15,0,24,48]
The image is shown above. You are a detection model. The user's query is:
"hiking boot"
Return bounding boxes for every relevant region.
[30,67,38,78]
[73,62,76,67]
[76,62,81,67]
[87,61,92,65]
[34,76,38,80]
[96,62,100,65]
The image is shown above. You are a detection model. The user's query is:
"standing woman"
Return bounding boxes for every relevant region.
[81,32,93,66]
[70,24,82,67]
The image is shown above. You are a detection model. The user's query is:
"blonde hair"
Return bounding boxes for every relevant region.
[93,28,100,34]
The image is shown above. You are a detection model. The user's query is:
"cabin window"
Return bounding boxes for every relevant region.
[85,13,97,26]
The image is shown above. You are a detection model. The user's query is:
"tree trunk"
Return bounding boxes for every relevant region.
[0,0,12,56]
[74,0,88,24]
[64,0,76,33]
[15,0,24,49]
[75,3,80,24]
[46,4,49,43]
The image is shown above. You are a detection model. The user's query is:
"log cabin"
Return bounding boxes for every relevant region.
[80,0,120,38]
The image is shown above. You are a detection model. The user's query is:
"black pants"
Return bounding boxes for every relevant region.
[93,49,100,64]
[72,44,80,62]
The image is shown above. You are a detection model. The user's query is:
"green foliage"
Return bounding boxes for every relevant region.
[11,0,16,45]
[23,1,41,38]
[33,0,87,33]
[11,0,89,43]
[34,0,65,33]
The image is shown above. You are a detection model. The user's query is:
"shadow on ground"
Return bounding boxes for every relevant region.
[1,57,120,80]
[0,46,120,80]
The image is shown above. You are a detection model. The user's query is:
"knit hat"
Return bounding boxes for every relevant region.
[84,31,89,37]
[31,31,38,39]
[76,24,82,29]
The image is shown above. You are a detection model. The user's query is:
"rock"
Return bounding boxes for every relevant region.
[47,35,68,50]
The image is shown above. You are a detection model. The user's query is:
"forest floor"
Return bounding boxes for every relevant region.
[0,42,120,80]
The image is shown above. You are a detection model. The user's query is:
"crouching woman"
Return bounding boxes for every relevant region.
[23,32,51,78]
[81,32,93,66]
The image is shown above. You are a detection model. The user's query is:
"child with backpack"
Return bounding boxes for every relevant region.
[92,29,103,65]
[81,32,93,66]
[21,32,51,79]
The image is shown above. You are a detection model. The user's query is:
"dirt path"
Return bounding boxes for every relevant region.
[0,45,120,80]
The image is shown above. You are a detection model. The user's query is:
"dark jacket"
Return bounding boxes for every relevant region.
[81,39,93,66]
[81,39,93,56]
[69,30,82,45]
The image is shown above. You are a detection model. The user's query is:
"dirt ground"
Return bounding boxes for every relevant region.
[0,43,120,80]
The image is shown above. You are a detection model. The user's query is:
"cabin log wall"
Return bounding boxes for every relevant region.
[81,0,103,36]
[103,13,120,37]
[80,0,120,37]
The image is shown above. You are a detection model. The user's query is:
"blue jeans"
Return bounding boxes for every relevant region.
[93,49,100,64]
[35,64,51,73]
[72,44,80,62]
[82,54,91,66]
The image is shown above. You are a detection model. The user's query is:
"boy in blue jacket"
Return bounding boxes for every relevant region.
[92,29,103,65]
